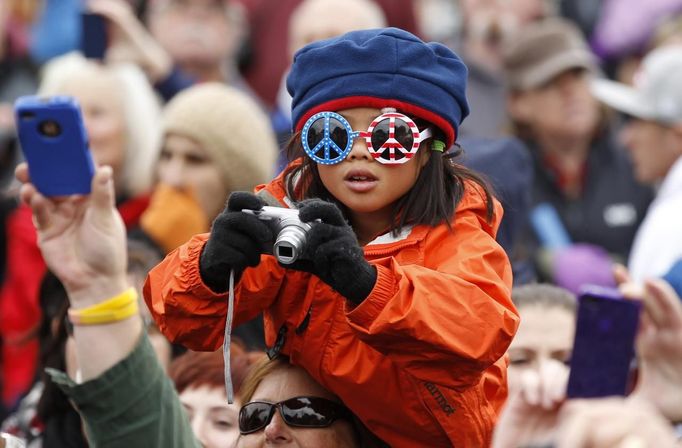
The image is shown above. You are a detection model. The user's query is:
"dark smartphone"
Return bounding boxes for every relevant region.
[566,286,641,398]
[81,12,109,60]
[15,96,95,196]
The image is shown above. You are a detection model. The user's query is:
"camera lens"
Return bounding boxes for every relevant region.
[277,245,294,259]
[38,120,62,137]
[274,230,305,264]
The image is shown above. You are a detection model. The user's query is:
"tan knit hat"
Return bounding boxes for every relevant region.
[161,83,278,193]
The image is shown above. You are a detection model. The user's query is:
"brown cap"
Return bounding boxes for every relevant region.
[503,18,598,91]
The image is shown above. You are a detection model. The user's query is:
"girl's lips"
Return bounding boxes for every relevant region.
[344,178,378,193]
[344,169,378,193]
[344,169,377,181]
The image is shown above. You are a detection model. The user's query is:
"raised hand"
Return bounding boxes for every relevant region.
[87,0,173,82]
[17,163,128,307]
[630,279,682,422]
[556,397,677,448]
[492,359,568,448]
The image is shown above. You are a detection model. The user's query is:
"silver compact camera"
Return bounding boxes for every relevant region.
[242,206,312,264]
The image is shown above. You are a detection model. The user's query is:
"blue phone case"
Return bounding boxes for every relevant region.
[15,96,95,196]
[566,286,641,398]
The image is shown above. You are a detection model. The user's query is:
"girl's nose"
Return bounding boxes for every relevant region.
[347,134,372,161]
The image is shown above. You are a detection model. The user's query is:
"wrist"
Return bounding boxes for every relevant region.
[340,263,376,305]
[199,243,234,293]
[66,277,131,309]
[69,287,139,325]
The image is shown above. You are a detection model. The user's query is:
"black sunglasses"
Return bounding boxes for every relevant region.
[238,396,353,435]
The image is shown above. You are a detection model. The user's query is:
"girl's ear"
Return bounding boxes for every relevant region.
[419,142,435,168]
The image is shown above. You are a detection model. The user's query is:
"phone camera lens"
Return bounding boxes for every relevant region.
[38,120,62,137]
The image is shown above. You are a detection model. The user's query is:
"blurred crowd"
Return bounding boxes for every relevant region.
[0,0,682,446]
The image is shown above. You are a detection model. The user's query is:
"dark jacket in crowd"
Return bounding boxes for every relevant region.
[527,129,653,261]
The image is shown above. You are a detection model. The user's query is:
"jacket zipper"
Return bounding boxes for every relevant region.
[266,325,288,360]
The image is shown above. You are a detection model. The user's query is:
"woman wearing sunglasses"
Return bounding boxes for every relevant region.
[142,27,519,446]
[235,356,384,447]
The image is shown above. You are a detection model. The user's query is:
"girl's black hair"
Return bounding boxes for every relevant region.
[283,119,495,235]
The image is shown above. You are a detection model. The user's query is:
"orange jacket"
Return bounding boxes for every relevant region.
[144,168,519,447]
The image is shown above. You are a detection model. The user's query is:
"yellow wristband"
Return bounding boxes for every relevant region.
[68,287,140,326]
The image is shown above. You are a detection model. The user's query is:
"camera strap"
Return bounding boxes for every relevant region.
[223,269,236,404]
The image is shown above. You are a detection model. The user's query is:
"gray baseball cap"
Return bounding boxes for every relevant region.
[503,18,598,91]
[591,45,682,125]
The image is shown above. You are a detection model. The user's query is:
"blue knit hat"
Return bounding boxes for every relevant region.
[287,27,469,148]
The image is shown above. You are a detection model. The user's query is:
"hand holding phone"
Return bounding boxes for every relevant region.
[15,96,95,197]
[566,286,641,398]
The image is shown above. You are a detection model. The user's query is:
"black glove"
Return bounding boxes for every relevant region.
[290,199,377,305]
[200,192,273,292]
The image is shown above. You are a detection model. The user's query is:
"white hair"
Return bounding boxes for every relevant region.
[38,52,162,197]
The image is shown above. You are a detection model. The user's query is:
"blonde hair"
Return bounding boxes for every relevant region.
[511,283,577,313]
[238,356,288,404]
[38,52,162,197]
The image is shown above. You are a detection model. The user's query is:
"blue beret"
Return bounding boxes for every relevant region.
[287,27,470,148]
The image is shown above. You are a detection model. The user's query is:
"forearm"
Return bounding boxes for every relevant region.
[50,332,199,447]
[144,236,282,350]
[347,260,517,373]
[73,317,143,381]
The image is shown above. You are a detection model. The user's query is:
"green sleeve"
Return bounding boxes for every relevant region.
[47,332,200,448]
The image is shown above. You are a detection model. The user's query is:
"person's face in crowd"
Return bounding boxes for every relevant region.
[619,118,682,183]
[156,133,227,221]
[507,305,575,393]
[460,0,546,48]
[180,385,241,448]
[316,107,430,233]
[509,69,600,140]
[460,0,547,24]
[148,0,235,68]
[59,72,127,179]
[236,366,356,447]
[288,0,384,56]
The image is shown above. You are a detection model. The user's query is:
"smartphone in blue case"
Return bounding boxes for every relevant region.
[15,96,95,196]
[566,286,641,398]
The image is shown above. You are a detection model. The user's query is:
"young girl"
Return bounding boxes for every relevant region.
[144,27,519,446]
